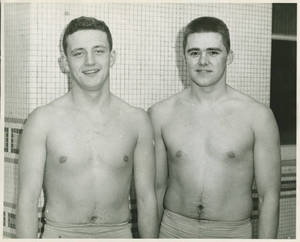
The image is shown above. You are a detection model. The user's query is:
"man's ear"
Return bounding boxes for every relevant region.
[110,49,116,67]
[182,51,186,64]
[226,50,234,65]
[58,55,70,73]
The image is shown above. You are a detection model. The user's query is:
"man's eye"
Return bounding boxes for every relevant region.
[73,51,83,57]
[189,51,200,57]
[95,49,105,54]
[208,51,219,56]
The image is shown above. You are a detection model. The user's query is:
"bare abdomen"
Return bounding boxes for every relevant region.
[44,166,132,224]
[164,163,253,221]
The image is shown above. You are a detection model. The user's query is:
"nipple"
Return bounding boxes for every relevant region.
[59,156,68,164]
[175,150,183,158]
[227,151,236,159]
[123,155,129,162]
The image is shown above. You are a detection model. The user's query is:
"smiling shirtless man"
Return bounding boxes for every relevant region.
[149,16,281,238]
[16,16,158,238]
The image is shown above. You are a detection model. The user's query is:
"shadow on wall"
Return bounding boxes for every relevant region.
[57,57,72,92]
[175,26,189,89]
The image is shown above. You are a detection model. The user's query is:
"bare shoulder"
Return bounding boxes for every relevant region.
[228,86,277,128]
[25,94,69,129]
[22,106,51,140]
[148,89,187,124]
[25,105,51,128]
[249,101,278,132]
[111,94,151,128]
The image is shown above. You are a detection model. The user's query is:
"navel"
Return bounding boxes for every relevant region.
[89,216,98,223]
[197,204,204,218]
[59,156,68,164]
[123,155,129,162]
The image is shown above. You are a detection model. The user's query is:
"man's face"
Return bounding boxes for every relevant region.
[64,29,115,91]
[184,32,232,88]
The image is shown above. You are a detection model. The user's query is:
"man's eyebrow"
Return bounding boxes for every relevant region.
[187,48,200,53]
[94,45,107,49]
[70,48,84,53]
[187,47,223,53]
[206,48,222,52]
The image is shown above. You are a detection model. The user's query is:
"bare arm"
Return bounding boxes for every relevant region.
[148,106,168,224]
[16,108,47,238]
[253,106,281,238]
[133,110,159,238]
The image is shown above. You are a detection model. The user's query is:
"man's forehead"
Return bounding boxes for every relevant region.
[66,29,109,48]
[186,32,225,49]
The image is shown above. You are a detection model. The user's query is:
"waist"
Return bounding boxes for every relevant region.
[42,217,132,238]
[160,208,252,238]
[45,216,131,228]
[163,208,251,226]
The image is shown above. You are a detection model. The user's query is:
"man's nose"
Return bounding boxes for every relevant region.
[198,52,208,65]
[85,52,95,65]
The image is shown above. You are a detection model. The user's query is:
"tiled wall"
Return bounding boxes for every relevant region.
[5,2,272,115]
[3,2,296,239]
[4,3,31,120]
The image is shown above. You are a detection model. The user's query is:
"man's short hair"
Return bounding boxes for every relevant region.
[62,16,113,55]
[183,16,230,53]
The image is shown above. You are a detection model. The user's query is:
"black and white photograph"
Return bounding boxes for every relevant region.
[1,1,297,239]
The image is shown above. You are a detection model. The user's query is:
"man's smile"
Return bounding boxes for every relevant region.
[82,68,100,75]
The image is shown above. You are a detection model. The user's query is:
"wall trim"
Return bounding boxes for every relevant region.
[281,145,296,161]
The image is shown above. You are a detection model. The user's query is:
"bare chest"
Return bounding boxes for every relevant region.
[163,111,254,163]
[46,116,136,170]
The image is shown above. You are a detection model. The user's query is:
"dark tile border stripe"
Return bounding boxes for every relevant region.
[4,157,18,164]
[4,117,26,124]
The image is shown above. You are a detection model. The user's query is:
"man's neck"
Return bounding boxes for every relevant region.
[70,82,112,113]
[189,80,229,106]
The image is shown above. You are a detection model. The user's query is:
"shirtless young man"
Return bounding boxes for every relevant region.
[149,16,281,238]
[16,16,158,238]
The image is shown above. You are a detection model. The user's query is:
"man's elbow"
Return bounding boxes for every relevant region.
[156,179,167,193]
[138,189,157,205]
[258,189,280,208]
[17,192,40,222]
[18,191,40,207]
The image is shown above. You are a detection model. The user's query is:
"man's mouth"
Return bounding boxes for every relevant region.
[196,69,212,73]
[82,69,100,75]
